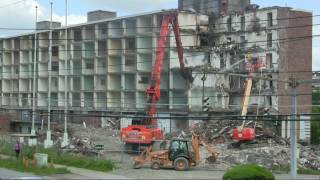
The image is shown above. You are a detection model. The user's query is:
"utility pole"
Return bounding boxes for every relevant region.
[29,5,38,146]
[61,0,69,147]
[45,2,54,148]
[289,77,298,180]
[288,78,320,180]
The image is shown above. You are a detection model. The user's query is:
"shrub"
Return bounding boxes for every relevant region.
[223,164,275,180]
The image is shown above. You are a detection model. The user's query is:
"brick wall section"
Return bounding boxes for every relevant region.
[0,115,10,133]
[278,8,312,115]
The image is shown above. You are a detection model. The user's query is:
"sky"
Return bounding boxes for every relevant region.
[0,0,318,70]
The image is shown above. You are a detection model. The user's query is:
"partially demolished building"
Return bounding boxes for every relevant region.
[0,0,312,140]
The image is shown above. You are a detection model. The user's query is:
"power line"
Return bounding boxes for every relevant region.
[0,0,26,9]
[1,107,319,122]
[0,13,318,32]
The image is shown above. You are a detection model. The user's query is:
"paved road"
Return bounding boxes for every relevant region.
[0,168,87,179]
[0,168,42,179]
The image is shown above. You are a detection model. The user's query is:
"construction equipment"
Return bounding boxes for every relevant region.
[120,12,193,151]
[132,133,218,171]
[231,53,264,146]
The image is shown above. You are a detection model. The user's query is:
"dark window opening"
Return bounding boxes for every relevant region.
[241,16,245,31]
[125,60,135,66]
[86,63,94,69]
[101,79,106,85]
[240,36,246,48]
[267,12,273,27]
[267,33,272,47]
[52,63,59,72]
[127,38,136,50]
[74,30,82,41]
[227,17,232,32]
[52,46,59,56]
[139,76,149,84]
[266,53,273,68]
[220,53,225,69]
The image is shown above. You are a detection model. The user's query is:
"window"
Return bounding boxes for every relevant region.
[241,16,245,31]
[220,53,225,69]
[240,36,246,48]
[127,38,136,50]
[86,63,94,69]
[74,30,82,41]
[101,29,107,35]
[52,64,59,72]
[227,17,232,32]
[267,33,272,48]
[139,76,149,84]
[266,53,273,68]
[52,46,59,56]
[267,12,273,27]
[125,60,135,66]
[101,78,106,85]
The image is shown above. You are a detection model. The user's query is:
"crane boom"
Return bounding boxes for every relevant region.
[146,13,193,126]
[120,12,194,148]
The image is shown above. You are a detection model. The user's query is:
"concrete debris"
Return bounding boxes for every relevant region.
[166,120,320,171]
[62,136,98,156]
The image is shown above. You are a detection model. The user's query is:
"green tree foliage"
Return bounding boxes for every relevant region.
[223,164,274,180]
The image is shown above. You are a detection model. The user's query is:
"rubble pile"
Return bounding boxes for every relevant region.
[211,144,320,170]
[214,144,290,170]
[299,146,320,170]
[61,123,122,155]
[63,137,98,156]
[167,120,320,170]
[190,120,287,145]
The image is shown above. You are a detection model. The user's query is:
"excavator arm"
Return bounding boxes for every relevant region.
[145,13,193,126]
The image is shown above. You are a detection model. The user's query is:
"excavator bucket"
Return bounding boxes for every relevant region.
[132,146,152,169]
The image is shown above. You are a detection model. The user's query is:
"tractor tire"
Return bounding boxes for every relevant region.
[133,161,142,169]
[174,157,189,171]
[151,161,161,170]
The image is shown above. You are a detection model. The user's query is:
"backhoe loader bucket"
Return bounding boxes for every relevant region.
[132,146,152,169]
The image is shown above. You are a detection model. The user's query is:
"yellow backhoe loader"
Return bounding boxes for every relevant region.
[132,133,219,171]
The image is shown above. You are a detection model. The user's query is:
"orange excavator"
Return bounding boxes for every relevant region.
[120,12,193,151]
[231,54,264,146]
[132,132,219,170]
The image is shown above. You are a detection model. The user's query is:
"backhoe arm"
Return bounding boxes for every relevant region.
[191,133,219,165]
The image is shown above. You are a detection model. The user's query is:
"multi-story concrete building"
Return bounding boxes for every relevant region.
[0,10,210,133]
[0,0,313,140]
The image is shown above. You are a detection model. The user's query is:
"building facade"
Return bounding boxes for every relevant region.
[0,0,313,140]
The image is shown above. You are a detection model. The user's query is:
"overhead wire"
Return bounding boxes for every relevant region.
[0,13,319,32]
[0,0,26,9]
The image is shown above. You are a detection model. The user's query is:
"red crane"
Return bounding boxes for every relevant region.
[120,13,193,150]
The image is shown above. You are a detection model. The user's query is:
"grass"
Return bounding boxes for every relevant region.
[0,157,69,175]
[272,164,320,175]
[0,140,115,172]
[223,164,275,180]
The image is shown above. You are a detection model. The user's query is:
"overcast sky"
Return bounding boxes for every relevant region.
[0,0,318,70]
